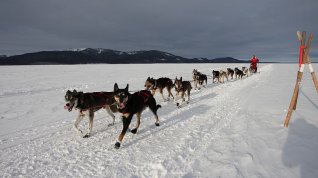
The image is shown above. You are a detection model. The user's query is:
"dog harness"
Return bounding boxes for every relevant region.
[135,90,151,103]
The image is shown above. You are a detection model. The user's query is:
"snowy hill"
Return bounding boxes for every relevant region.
[0,49,246,65]
[0,64,317,177]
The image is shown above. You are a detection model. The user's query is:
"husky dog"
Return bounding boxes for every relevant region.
[234,67,245,79]
[212,70,220,83]
[174,77,192,107]
[219,70,228,83]
[192,69,207,89]
[113,83,161,149]
[242,67,249,77]
[64,90,118,138]
[227,68,235,79]
[144,77,174,101]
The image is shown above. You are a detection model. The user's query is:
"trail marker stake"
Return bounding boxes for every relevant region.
[284,31,318,127]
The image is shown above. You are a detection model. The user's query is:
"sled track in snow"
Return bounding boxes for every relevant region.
[0,65,273,177]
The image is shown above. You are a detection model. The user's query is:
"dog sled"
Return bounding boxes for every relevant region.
[250,63,258,73]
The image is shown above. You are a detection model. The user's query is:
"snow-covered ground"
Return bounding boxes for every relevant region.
[0,63,317,178]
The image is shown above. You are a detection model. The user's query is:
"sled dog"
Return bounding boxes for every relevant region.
[234,67,245,79]
[144,77,174,101]
[113,83,161,149]
[174,77,192,107]
[64,90,118,138]
[192,69,207,89]
[227,68,235,79]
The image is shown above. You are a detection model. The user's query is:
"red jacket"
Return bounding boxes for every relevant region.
[250,57,259,68]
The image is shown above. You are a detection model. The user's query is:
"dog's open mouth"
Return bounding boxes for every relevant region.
[64,103,73,112]
[118,102,126,109]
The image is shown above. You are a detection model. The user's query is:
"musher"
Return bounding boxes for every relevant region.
[250,55,259,73]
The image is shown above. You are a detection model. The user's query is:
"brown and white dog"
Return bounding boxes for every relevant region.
[219,70,228,83]
[174,77,192,107]
[113,83,161,149]
[144,77,174,101]
[242,67,249,77]
[64,90,118,138]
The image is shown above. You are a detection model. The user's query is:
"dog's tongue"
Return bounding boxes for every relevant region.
[64,105,70,110]
[119,102,125,109]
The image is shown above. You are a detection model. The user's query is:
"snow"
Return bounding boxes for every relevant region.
[0,63,317,177]
[68,48,87,52]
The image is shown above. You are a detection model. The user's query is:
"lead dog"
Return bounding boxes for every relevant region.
[64,90,118,138]
[174,77,192,107]
[144,77,174,101]
[113,83,161,149]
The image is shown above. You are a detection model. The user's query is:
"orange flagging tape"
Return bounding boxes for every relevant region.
[299,45,305,68]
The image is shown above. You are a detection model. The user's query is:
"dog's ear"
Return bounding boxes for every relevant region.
[147,77,150,80]
[73,89,77,93]
[114,83,119,92]
[180,77,182,81]
[125,84,129,92]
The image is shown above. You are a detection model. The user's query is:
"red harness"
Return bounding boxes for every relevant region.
[135,90,151,103]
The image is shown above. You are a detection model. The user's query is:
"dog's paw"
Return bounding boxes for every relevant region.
[83,134,90,138]
[176,103,180,107]
[114,142,121,149]
[155,122,160,126]
[131,128,138,134]
[73,127,83,134]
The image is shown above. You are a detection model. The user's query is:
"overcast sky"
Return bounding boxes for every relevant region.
[0,0,317,62]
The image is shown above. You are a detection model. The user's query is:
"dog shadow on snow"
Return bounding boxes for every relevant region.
[282,118,318,178]
[123,104,211,148]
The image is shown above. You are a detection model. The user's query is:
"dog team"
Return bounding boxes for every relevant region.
[64,65,254,149]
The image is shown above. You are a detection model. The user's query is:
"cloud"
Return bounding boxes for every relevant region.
[0,0,317,62]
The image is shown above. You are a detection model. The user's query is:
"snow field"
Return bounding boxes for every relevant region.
[0,63,317,177]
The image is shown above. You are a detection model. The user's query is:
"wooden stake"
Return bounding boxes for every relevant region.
[305,34,318,92]
[293,32,306,110]
[284,31,317,127]
[297,31,302,41]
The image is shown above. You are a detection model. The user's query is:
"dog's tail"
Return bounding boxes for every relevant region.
[156,104,162,111]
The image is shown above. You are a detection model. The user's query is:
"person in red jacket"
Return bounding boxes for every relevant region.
[250,55,259,73]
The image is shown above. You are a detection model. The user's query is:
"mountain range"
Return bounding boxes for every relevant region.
[0,48,248,65]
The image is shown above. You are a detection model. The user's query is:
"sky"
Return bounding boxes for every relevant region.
[0,0,317,62]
